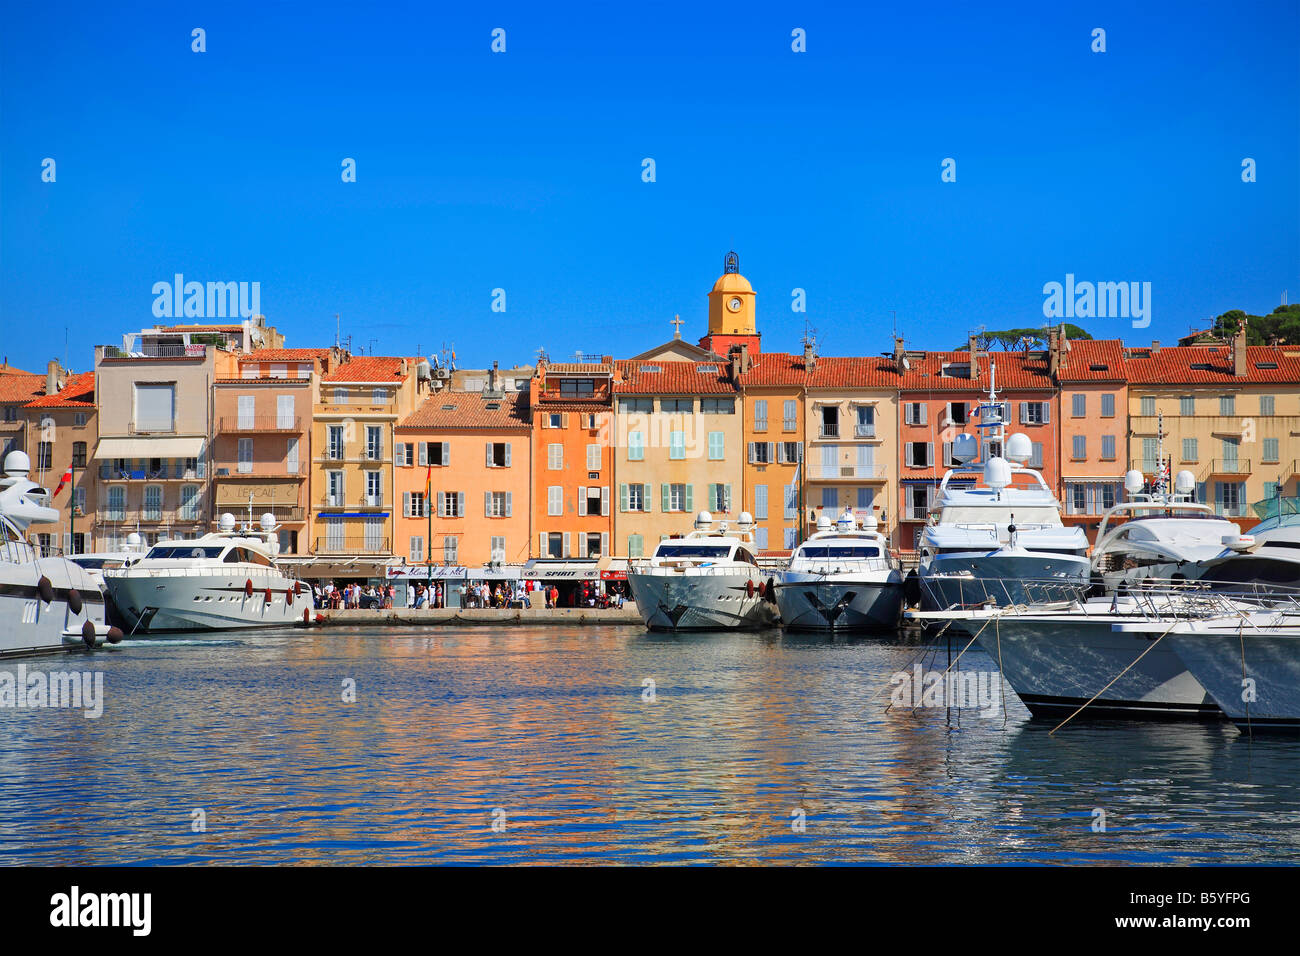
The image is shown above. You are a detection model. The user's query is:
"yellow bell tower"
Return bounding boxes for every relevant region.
[707,251,757,335]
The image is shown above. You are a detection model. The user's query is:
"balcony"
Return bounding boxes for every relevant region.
[313,453,391,465]
[318,494,386,509]
[217,415,302,433]
[214,505,305,523]
[99,343,206,359]
[97,509,204,526]
[99,463,203,481]
[1204,458,1250,478]
[854,424,877,439]
[809,464,889,482]
[314,536,390,555]
[818,423,840,439]
[903,504,931,521]
[214,462,305,478]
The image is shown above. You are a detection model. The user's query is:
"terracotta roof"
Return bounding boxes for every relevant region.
[241,349,332,363]
[901,352,1053,391]
[1123,345,1300,385]
[1056,339,1127,383]
[613,359,737,394]
[807,356,902,389]
[398,390,530,430]
[736,352,807,387]
[322,356,415,383]
[0,372,44,404]
[543,363,613,375]
[26,371,94,408]
[531,401,611,413]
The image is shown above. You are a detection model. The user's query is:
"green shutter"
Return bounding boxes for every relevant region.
[661,483,670,511]
[643,483,652,512]
[684,484,693,512]
[619,483,628,512]
[725,483,733,513]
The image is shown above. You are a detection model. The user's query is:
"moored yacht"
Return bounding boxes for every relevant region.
[913,367,1089,610]
[627,510,779,631]
[775,511,903,631]
[0,450,120,657]
[104,512,317,633]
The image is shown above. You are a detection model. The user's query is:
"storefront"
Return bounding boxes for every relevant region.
[281,555,393,589]
[601,559,630,602]
[522,558,603,607]
[384,564,467,607]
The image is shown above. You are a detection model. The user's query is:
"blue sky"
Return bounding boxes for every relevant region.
[2,0,1297,373]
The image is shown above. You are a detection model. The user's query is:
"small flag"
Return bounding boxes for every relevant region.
[425,462,432,499]
[53,467,72,497]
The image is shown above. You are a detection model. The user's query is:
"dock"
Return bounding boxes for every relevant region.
[319,607,643,627]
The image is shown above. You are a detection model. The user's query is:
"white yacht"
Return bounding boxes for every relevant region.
[104,512,317,633]
[775,511,903,631]
[0,450,120,656]
[913,368,1089,611]
[1194,501,1300,596]
[627,510,779,631]
[1091,468,1246,591]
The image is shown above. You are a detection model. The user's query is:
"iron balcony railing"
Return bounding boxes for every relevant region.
[314,536,391,554]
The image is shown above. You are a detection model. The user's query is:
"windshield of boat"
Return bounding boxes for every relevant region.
[797,546,882,558]
[938,506,1061,525]
[72,557,125,569]
[146,545,227,559]
[653,544,733,559]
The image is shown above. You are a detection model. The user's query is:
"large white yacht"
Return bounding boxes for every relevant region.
[775,511,903,631]
[104,512,317,633]
[627,510,779,631]
[0,450,121,656]
[913,368,1089,610]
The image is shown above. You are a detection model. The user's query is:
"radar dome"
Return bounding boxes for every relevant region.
[951,434,978,464]
[861,514,879,532]
[219,512,237,532]
[737,511,754,526]
[1124,470,1145,495]
[1175,470,1196,495]
[984,457,1012,490]
[1005,433,1033,463]
[836,510,855,531]
[260,512,277,531]
[816,515,832,532]
[125,532,143,551]
[693,510,714,530]
[3,450,30,477]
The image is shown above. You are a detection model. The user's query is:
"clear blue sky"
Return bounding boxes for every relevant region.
[2,0,1297,373]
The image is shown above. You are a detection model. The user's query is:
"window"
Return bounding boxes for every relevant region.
[662,398,693,414]
[1071,394,1086,417]
[365,471,382,505]
[585,533,604,558]
[750,441,772,464]
[1064,482,1120,516]
[372,388,386,405]
[754,484,768,520]
[905,442,932,468]
[1030,442,1044,469]
[820,487,838,509]
[620,398,653,413]
[1216,481,1243,517]
[821,444,838,478]
[37,442,52,470]
[443,536,458,563]
[855,405,876,437]
[1220,395,1235,416]
[1180,395,1195,416]
[1071,435,1086,459]
[397,442,413,467]
[669,431,686,460]
[663,483,691,512]
[857,487,875,510]
[404,491,426,518]
[779,442,802,465]
[559,379,595,396]
[548,413,563,429]
[333,388,348,405]
[820,405,839,438]
[1261,395,1276,416]
[1265,481,1280,500]
[426,442,449,467]
[143,485,162,521]
[903,402,927,426]
[106,486,125,520]
[328,425,344,460]
[783,484,797,520]
[708,431,724,460]
[1101,435,1116,460]
[753,400,768,431]
[486,491,511,517]
[1141,396,1156,416]
[438,491,465,517]
[627,431,644,461]
[783,400,797,431]
[587,443,601,471]
[490,536,506,561]
[73,487,86,516]
[327,470,344,506]
[238,437,253,473]
[1264,437,1280,463]
[134,383,175,432]
[624,483,646,512]
[179,485,200,520]
[547,486,563,516]
[628,534,644,558]
[409,536,425,564]
[544,532,564,558]
[276,395,295,429]
[701,398,734,414]
[548,444,563,470]
[73,412,87,427]
[783,527,797,549]
[1020,402,1049,425]
[487,442,510,467]
[366,425,383,461]
[708,483,732,513]
[1182,437,1198,462]
[1101,394,1115,417]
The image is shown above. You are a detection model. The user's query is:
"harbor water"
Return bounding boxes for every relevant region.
[3,624,1300,865]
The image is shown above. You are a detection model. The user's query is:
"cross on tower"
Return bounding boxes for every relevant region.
[670,314,684,339]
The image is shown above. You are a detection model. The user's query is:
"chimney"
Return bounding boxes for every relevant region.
[728,343,752,382]
[803,336,818,373]
[1048,324,1068,376]
[893,336,905,374]
[1151,340,1161,354]
[45,359,59,397]
[968,334,982,379]
[1233,319,1249,377]
[489,360,499,392]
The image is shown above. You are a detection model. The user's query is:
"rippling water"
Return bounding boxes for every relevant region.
[2,625,1299,865]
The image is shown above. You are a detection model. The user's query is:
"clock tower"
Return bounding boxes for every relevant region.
[700,251,761,355]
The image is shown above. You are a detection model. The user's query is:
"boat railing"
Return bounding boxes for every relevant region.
[628,559,761,577]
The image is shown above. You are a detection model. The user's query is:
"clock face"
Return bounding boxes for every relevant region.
[727,296,743,312]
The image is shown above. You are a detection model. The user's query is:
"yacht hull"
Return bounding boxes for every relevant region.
[775,575,903,631]
[628,571,779,631]
[1165,627,1300,732]
[0,558,111,659]
[107,573,314,633]
[972,613,1220,720]
[919,552,1091,611]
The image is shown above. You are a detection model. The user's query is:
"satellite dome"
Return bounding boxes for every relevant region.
[862,514,879,532]
[1005,433,1033,463]
[951,434,978,464]
[737,511,754,527]
[1175,470,1196,495]
[836,510,855,532]
[125,532,142,551]
[3,450,30,477]
[693,510,714,530]
[984,457,1012,490]
[260,512,277,531]
[816,515,832,532]
[1124,470,1145,495]
[219,512,237,532]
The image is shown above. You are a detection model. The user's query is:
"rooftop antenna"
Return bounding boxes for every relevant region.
[336,313,340,348]
[890,310,897,339]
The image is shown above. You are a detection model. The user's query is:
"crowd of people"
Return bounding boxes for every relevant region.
[312,578,629,611]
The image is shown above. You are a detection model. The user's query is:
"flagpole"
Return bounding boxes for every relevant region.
[69,457,75,556]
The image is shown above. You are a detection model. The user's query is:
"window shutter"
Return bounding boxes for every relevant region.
[725,483,732,512]
[661,483,670,511]
[601,486,609,516]
[926,442,934,467]
[486,443,493,467]
[403,492,411,517]
[455,492,463,515]
[505,492,513,517]
[562,532,571,557]
[766,442,774,463]
[561,413,570,429]
[416,442,426,466]
[504,443,512,467]
[1042,404,1050,424]
[578,486,587,516]
[436,492,445,517]
[484,491,492,516]
[539,532,547,555]
[442,442,450,466]
[395,443,405,467]
[919,404,927,425]
[619,483,628,512]
[643,483,652,512]
[747,442,755,464]
[600,532,608,556]
[684,484,693,512]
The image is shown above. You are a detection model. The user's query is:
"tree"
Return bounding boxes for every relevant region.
[1208,305,1300,345]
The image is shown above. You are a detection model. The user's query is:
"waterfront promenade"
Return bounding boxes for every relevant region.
[320,606,642,627]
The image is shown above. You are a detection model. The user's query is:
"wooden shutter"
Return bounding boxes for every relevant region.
[562,532,571,557]
[486,443,493,467]
[442,442,450,466]
[417,442,428,466]
[578,486,587,516]
[484,491,492,516]
[600,486,609,516]
[505,492,512,517]
[403,492,411,518]
[661,483,670,511]
[504,443,512,467]
[643,483,652,512]
[620,483,628,512]
[684,484,693,512]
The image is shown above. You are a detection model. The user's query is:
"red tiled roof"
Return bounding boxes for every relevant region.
[807,356,902,389]
[26,371,94,408]
[613,359,737,394]
[322,356,416,382]
[0,372,44,404]
[398,390,530,430]
[241,349,332,363]
[736,352,806,387]
[543,363,613,375]
[532,401,610,412]
[901,352,1053,391]
[1124,345,1300,385]
[1056,339,1127,382]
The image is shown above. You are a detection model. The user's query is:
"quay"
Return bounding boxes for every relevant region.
[319,607,643,627]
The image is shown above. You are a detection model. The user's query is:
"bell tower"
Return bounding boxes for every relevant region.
[700,251,761,355]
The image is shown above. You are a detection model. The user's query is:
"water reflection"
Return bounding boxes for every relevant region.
[1,626,1298,864]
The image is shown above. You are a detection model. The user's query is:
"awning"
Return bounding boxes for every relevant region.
[601,558,629,580]
[94,436,206,459]
[216,481,300,507]
[466,566,522,581]
[384,565,467,580]
[523,560,602,580]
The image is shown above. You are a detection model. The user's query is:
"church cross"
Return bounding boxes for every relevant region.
[670,314,684,339]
